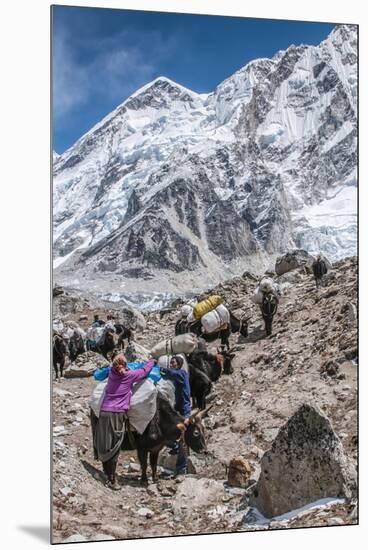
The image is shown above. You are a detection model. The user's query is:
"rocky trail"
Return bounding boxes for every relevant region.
[52,256,357,543]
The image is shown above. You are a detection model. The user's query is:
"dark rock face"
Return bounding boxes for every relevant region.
[79,156,259,274]
[93,159,137,207]
[248,403,357,517]
[125,79,194,112]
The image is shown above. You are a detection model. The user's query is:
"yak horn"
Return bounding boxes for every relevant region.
[189,408,200,420]
[176,422,186,432]
[195,404,214,420]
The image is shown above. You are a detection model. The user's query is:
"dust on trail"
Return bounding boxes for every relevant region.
[52,257,357,543]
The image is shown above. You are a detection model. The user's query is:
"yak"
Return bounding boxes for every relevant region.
[90,396,210,484]
[187,349,235,409]
[87,329,116,359]
[114,323,134,350]
[175,310,248,350]
[261,293,278,336]
[127,398,210,484]
[53,334,68,380]
[312,256,328,288]
[188,357,213,410]
[68,330,86,363]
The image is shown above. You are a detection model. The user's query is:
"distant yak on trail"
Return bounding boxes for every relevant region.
[312,255,328,288]
[261,293,278,336]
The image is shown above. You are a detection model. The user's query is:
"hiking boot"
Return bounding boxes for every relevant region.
[174,468,187,479]
[168,441,179,455]
[105,479,121,491]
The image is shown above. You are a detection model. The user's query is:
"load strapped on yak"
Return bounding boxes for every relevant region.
[150,333,198,359]
[157,353,189,372]
[251,277,282,305]
[192,295,224,320]
[200,304,230,333]
[180,295,230,335]
[90,360,172,435]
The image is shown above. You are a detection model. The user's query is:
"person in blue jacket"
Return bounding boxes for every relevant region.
[160,355,191,476]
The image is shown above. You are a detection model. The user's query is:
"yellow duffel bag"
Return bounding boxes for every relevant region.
[193,295,223,320]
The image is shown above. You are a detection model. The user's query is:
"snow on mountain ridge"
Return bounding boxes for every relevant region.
[53,24,357,296]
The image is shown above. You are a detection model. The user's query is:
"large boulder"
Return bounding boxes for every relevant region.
[64,351,107,378]
[53,285,64,297]
[172,477,226,515]
[248,403,357,518]
[53,291,89,317]
[116,305,146,331]
[275,249,314,276]
[124,341,150,362]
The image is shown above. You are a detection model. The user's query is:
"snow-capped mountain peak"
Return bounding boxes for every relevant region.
[53,24,357,300]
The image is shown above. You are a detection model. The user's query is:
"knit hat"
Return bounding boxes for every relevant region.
[171,355,184,368]
[112,353,127,374]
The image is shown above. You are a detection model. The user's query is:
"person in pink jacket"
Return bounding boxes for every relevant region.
[94,353,155,490]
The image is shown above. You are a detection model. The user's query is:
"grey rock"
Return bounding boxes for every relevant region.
[59,486,73,497]
[64,351,107,378]
[53,425,66,434]
[277,270,303,285]
[173,477,225,515]
[128,463,141,473]
[242,271,258,281]
[124,341,150,362]
[116,304,146,331]
[53,387,72,397]
[137,507,154,518]
[248,403,357,518]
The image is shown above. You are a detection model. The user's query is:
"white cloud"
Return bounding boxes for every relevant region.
[53,27,178,123]
[53,30,89,119]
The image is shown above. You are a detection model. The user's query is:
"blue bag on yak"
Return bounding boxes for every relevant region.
[94,365,111,381]
[94,362,161,383]
[127,361,161,383]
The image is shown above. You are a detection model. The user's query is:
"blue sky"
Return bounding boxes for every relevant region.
[52,6,335,154]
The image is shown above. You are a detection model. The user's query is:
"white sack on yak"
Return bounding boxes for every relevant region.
[150,333,198,359]
[156,379,176,409]
[251,277,282,305]
[157,353,189,373]
[201,304,230,334]
[89,378,158,435]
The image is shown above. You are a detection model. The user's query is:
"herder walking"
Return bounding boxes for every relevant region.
[93,353,155,490]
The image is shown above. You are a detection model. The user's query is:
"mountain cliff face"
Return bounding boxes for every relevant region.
[53,24,357,300]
